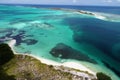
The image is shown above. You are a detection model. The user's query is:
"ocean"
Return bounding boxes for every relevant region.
[0,4,120,80]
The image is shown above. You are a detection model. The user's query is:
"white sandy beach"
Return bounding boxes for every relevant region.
[8,39,96,75]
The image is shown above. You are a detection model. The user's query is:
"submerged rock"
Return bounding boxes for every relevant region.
[50,43,97,64]
[23,39,38,45]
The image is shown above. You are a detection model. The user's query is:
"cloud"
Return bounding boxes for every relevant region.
[73,0,77,3]
[103,0,112,3]
[117,0,120,2]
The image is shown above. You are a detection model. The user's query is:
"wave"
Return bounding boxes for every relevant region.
[89,11,120,22]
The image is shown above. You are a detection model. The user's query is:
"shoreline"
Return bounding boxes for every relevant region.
[26,54,96,75]
[51,8,106,20]
[51,7,120,22]
[8,39,96,76]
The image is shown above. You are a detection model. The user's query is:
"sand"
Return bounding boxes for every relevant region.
[7,39,96,76]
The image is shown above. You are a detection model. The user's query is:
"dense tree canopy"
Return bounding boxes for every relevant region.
[0,43,14,65]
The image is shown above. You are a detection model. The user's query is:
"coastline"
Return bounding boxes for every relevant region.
[51,8,106,20]
[0,5,119,80]
[8,39,96,76]
[51,7,120,22]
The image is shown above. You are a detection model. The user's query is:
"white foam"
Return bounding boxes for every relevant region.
[93,12,120,22]
[12,23,26,29]
[94,14,106,20]
[8,39,16,48]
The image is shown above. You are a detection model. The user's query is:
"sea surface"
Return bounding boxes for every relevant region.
[0,4,120,80]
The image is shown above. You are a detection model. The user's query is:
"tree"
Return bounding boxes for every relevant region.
[0,43,14,65]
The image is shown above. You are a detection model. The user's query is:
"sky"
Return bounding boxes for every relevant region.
[0,0,120,6]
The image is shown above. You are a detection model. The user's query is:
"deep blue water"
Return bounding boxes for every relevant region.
[1,4,120,14]
[33,5,120,15]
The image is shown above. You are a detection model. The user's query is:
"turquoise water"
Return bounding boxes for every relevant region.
[0,5,120,80]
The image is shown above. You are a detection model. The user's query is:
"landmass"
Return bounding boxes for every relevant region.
[0,42,111,80]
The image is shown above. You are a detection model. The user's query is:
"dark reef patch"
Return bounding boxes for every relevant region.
[0,28,35,46]
[50,43,97,64]
[102,61,120,77]
[0,28,16,43]
[11,30,37,45]
[64,17,120,62]
[23,39,38,45]
[11,30,26,45]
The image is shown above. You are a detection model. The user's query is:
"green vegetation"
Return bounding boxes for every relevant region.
[3,55,74,80]
[0,43,97,80]
[0,43,15,80]
[0,67,15,80]
[0,43,74,80]
[96,72,112,80]
[0,43,14,65]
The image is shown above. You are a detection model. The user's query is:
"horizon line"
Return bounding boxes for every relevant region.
[0,3,120,7]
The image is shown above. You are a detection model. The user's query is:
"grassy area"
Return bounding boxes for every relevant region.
[2,54,74,80]
[0,44,97,80]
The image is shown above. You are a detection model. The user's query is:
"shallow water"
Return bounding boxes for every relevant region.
[0,5,120,80]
